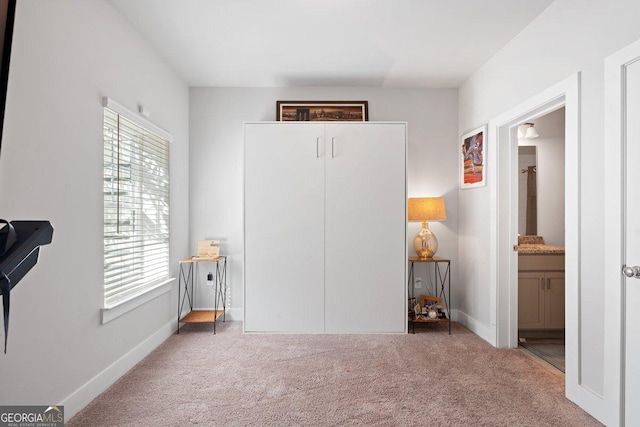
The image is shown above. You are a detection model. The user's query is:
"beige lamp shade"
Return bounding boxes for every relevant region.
[408,197,447,222]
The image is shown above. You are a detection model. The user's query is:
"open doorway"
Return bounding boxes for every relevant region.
[515,108,566,372]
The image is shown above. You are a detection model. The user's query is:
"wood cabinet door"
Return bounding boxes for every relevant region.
[518,272,545,329]
[244,123,325,332]
[544,271,565,329]
[324,123,407,333]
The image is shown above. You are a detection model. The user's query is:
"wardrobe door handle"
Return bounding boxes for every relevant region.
[547,278,551,290]
[331,137,336,158]
[316,137,321,158]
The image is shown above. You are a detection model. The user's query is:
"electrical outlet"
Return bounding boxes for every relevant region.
[415,277,423,288]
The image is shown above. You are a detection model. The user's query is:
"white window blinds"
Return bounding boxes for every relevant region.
[103,107,170,307]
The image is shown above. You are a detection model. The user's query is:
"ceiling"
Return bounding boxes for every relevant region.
[108,0,554,88]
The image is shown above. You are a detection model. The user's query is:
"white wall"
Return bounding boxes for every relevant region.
[458,0,640,417]
[518,108,565,245]
[0,1,189,418]
[189,88,458,318]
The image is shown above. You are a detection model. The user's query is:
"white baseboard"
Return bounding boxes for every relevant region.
[61,319,175,421]
[455,310,496,346]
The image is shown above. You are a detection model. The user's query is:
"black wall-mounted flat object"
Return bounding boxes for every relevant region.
[0,220,53,353]
[0,219,16,255]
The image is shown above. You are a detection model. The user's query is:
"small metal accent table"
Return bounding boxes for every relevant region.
[408,256,451,334]
[177,256,227,334]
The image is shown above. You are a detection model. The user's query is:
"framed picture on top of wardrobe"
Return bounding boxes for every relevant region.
[276,101,368,122]
[460,125,486,189]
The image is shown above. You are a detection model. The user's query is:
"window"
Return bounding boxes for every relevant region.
[103,101,170,308]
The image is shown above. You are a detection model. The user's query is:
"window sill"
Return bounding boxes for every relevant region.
[101,278,175,324]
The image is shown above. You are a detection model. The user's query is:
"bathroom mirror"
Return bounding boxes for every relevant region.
[518,146,537,236]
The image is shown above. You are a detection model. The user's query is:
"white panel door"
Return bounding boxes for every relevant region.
[244,123,325,332]
[324,123,406,333]
[623,59,640,426]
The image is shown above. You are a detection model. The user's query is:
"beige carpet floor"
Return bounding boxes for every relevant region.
[68,321,601,426]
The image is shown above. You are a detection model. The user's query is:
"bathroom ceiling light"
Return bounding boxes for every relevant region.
[524,123,539,139]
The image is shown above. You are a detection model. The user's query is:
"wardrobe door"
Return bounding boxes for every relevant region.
[324,123,407,333]
[244,123,325,332]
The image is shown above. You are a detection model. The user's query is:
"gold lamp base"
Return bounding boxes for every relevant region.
[414,221,438,259]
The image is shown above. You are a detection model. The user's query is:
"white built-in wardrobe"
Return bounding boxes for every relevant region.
[244,122,407,333]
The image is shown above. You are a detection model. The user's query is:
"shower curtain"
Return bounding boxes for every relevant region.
[526,165,537,235]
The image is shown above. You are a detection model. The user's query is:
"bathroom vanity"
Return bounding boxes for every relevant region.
[517,236,565,331]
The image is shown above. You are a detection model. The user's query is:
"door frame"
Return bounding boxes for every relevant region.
[603,38,640,427]
[487,73,605,420]
[487,74,578,348]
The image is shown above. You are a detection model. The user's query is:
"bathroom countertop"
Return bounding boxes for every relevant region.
[517,244,565,254]
[518,236,545,245]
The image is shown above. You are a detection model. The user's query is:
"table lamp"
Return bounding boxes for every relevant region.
[408,197,446,259]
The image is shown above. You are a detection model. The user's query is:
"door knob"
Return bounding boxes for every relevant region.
[622,265,640,278]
